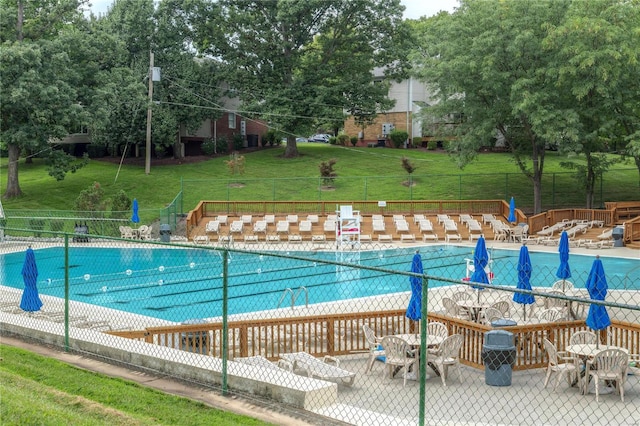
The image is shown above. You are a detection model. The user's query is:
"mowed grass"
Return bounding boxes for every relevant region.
[1,144,637,218]
[0,345,272,426]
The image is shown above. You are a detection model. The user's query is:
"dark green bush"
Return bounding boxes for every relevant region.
[412,137,422,148]
[427,141,437,150]
[29,219,46,237]
[216,136,228,154]
[389,130,409,148]
[337,134,350,146]
[201,138,216,156]
[350,136,358,146]
[50,219,65,232]
[232,133,244,150]
[328,136,338,145]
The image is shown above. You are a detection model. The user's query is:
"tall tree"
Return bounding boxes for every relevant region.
[1,0,91,198]
[410,0,571,213]
[190,0,410,157]
[543,0,639,207]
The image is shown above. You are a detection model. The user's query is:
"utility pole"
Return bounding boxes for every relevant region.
[145,51,154,175]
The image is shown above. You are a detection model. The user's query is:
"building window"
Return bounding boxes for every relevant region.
[228,112,236,129]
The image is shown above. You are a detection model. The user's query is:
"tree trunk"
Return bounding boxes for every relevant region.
[284,136,298,157]
[173,129,183,159]
[3,144,22,198]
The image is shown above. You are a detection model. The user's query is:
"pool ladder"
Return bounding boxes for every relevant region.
[277,286,308,310]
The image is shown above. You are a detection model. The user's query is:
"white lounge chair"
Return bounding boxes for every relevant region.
[536,222,567,236]
[372,219,386,233]
[482,214,496,224]
[263,214,275,224]
[392,214,405,224]
[395,219,410,233]
[276,220,289,233]
[443,220,458,233]
[437,214,450,224]
[565,223,588,238]
[459,214,473,225]
[215,215,228,225]
[230,220,243,233]
[413,214,426,224]
[299,220,312,233]
[306,214,319,224]
[286,214,298,224]
[597,228,614,240]
[253,220,267,233]
[205,220,220,234]
[280,352,356,386]
[241,215,253,224]
[372,214,384,222]
[418,219,434,232]
[323,220,336,232]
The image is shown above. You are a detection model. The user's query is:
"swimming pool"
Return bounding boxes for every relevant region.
[1,245,637,322]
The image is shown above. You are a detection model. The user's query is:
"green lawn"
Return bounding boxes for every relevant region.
[1,145,637,219]
[0,345,272,426]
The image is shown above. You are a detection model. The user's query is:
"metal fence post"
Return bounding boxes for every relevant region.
[222,249,229,395]
[64,234,70,352]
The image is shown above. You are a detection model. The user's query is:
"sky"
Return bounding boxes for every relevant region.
[87,0,458,19]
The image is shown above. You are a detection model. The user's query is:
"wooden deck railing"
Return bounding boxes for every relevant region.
[109,310,640,371]
[185,200,506,238]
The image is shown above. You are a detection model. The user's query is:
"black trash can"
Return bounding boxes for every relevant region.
[482,329,516,386]
[73,223,89,243]
[377,138,386,147]
[159,223,171,242]
[181,319,209,354]
[612,226,624,247]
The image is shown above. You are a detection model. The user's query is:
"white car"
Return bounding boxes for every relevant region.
[309,134,331,142]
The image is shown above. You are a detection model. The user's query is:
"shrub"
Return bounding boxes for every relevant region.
[29,218,46,237]
[201,138,216,156]
[337,134,350,146]
[412,137,422,148]
[216,136,228,154]
[111,190,131,219]
[232,133,244,150]
[50,219,65,232]
[75,182,106,215]
[319,158,337,185]
[389,130,409,148]
[328,136,338,145]
[402,156,416,175]
[263,130,278,147]
[350,136,358,147]
[427,141,437,150]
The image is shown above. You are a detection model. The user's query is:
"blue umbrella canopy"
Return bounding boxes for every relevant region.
[507,197,516,222]
[470,237,489,302]
[131,198,140,223]
[585,257,611,337]
[556,231,571,281]
[19,247,43,312]
[406,251,423,321]
[513,245,535,320]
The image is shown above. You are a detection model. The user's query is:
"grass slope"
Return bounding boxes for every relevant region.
[0,345,271,426]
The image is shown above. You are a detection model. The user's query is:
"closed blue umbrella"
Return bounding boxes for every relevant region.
[513,244,535,320]
[585,257,610,348]
[131,198,140,224]
[406,251,423,322]
[507,197,516,223]
[19,247,43,312]
[470,236,489,302]
[556,231,571,292]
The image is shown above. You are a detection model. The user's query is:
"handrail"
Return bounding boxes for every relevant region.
[294,286,309,308]
[277,288,294,309]
[277,286,309,310]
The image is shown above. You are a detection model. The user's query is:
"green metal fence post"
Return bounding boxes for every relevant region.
[64,234,70,352]
[222,249,229,395]
[419,275,428,426]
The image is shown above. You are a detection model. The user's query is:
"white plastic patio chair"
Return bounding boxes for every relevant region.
[542,338,579,392]
[569,331,597,346]
[362,324,385,374]
[381,335,417,387]
[585,349,629,402]
[427,321,449,354]
[426,334,464,387]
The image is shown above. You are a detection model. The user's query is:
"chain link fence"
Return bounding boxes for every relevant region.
[1,228,639,425]
[181,169,638,212]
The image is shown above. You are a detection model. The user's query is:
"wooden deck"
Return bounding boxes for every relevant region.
[188,213,615,246]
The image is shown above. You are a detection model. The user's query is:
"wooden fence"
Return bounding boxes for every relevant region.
[109,310,640,372]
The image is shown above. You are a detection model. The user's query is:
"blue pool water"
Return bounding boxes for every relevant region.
[1,245,637,322]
